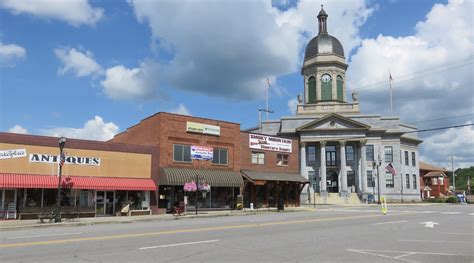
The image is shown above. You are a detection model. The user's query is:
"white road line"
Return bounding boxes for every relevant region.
[394,252,416,259]
[374,220,407,225]
[469,213,474,216]
[249,218,286,222]
[398,239,466,244]
[441,212,462,215]
[139,239,219,250]
[440,232,474,235]
[5,232,82,239]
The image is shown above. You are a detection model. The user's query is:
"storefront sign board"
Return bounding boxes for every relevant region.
[186,121,220,136]
[29,153,101,166]
[249,134,292,153]
[0,149,27,160]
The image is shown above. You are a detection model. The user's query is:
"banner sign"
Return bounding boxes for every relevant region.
[29,153,101,166]
[186,121,220,136]
[191,146,213,160]
[249,134,292,153]
[0,149,27,160]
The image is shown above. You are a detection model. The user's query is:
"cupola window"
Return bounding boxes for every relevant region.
[337,75,343,101]
[308,76,316,103]
[321,74,332,100]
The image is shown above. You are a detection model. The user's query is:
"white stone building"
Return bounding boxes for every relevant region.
[250,7,422,203]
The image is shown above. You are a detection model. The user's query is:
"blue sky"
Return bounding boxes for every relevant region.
[0,0,472,168]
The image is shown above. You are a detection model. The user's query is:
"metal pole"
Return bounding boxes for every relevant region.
[401,173,404,203]
[55,137,66,223]
[377,157,381,205]
[195,174,199,215]
[451,155,455,191]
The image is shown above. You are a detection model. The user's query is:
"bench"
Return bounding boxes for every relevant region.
[173,205,185,216]
[38,209,56,223]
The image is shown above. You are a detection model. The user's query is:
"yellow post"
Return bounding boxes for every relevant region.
[381,196,388,215]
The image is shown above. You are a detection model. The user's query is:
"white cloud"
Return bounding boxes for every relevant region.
[347,0,473,166]
[40,116,119,141]
[7,125,28,134]
[0,0,103,27]
[100,62,157,101]
[55,48,103,77]
[169,104,191,116]
[129,0,371,100]
[420,122,474,169]
[287,98,298,115]
[0,42,26,66]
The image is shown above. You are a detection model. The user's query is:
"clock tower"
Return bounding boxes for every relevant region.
[297,6,360,116]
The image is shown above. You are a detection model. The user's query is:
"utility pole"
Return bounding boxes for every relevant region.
[451,155,455,192]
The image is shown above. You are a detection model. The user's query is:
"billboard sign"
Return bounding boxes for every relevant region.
[249,134,292,153]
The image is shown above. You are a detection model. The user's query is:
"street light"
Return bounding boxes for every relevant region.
[195,174,204,215]
[374,155,382,205]
[55,136,66,223]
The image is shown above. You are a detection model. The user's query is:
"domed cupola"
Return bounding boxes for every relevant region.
[304,6,345,59]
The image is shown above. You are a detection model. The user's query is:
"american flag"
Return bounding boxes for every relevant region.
[385,162,396,175]
[59,153,66,167]
[389,74,393,81]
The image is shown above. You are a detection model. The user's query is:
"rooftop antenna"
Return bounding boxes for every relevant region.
[389,68,394,116]
[266,78,272,121]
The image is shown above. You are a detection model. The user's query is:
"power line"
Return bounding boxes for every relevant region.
[403,123,473,134]
[406,113,474,125]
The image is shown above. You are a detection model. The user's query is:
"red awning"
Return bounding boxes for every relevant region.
[0,173,156,191]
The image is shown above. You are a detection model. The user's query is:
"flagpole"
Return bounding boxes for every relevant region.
[389,69,393,116]
[266,78,270,121]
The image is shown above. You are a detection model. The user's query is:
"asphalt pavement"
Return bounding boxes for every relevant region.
[0,204,473,262]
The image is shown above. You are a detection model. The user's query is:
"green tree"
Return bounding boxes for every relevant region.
[449,167,474,192]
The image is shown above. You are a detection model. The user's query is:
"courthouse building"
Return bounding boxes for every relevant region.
[252,7,422,203]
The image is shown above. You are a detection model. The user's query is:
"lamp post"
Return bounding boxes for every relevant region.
[374,155,382,205]
[195,174,204,215]
[55,136,66,223]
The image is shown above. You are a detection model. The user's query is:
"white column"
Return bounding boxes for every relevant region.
[300,142,309,204]
[320,141,327,193]
[361,140,367,193]
[339,140,348,195]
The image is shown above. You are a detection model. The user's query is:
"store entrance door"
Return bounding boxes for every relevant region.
[96,191,115,216]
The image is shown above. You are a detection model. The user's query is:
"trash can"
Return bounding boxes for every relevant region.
[277,195,284,211]
[457,194,466,203]
[367,194,374,204]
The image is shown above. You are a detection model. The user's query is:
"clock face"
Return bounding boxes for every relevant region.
[321,74,332,83]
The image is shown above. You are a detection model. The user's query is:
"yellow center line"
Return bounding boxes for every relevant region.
[0,212,414,248]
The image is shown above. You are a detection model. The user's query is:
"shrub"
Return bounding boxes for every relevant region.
[445,196,459,203]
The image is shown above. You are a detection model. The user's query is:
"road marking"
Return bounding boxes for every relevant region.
[0,213,414,249]
[249,217,286,222]
[441,212,461,215]
[398,239,466,244]
[469,213,474,216]
[440,232,474,235]
[5,232,82,239]
[139,239,219,250]
[420,221,439,228]
[374,220,407,225]
[348,248,473,262]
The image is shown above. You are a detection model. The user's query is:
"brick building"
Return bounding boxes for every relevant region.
[240,132,307,208]
[112,112,244,212]
[419,161,449,199]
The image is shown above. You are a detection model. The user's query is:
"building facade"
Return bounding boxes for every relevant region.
[419,161,449,199]
[252,7,422,203]
[0,133,158,219]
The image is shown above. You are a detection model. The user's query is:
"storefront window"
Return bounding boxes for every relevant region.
[25,189,42,207]
[128,191,145,210]
[211,187,234,208]
[43,189,57,207]
[256,185,266,208]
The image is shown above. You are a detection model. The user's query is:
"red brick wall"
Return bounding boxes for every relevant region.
[111,112,241,172]
[240,131,299,174]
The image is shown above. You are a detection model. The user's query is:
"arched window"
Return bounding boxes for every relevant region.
[321,74,332,100]
[337,75,343,101]
[307,76,316,103]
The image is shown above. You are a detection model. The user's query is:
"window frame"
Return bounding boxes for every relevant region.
[173,144,192,163]
[411,152,416,166]
[367,170,374,187]
[404,151,409,165]
[385,172,394,188]
[212,147,228,165]
[251,151,265,165]
[277,154,289,166]
[412,174,417,189]
[307,145,317,165]
[346,145,354,162]
[384,146,393,163]
[366,145,374,162]
[405,174,410,189]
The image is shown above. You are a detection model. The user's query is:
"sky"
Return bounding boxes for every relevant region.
[0,0,472,169]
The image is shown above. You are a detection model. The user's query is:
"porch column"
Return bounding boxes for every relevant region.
[339,140,348,197]
[320,141,327,196]
[360,140,368,193]
[299,142,310,204]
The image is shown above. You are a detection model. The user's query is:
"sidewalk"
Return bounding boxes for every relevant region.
[0,208,304,230]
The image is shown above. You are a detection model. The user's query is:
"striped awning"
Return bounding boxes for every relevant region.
[241,170,308,183]
[160,168,244,187]
[0,173,156,191]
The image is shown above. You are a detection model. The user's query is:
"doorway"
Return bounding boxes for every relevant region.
[96,191,115,216]
[327,171,338,193]
[1,189,17,210]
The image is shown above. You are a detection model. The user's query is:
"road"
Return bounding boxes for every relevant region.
[1,204,473,262]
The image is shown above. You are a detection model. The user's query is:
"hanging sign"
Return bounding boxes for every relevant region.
[0,149,27,160]
[191,146,213,160]
[186,121,220,136]
[249,134,292,153]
